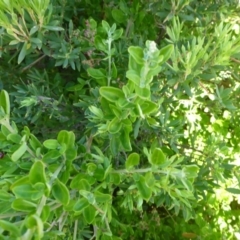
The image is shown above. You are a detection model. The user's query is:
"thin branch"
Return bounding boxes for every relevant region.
[20,54,47,73]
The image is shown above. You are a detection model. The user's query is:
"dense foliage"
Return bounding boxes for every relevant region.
[0,0,240,239]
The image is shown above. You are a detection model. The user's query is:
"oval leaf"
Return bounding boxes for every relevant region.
[29,161,47,185]
[52,178,70,206]
[11,142,27,162]
[99,87,125,102]
[125,153,140,169]
[150,148,166,166]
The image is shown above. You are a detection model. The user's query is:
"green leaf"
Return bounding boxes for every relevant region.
[79,190,95,205]
[26,214,44,238]
[125,153,140,169]
[43,139,59,149]
[29,161,47,185]
[126,70,141,85]
[145,172,155,188]
[112,28,123,40]
[135,175,152,201]
[41,205,50,222]
[159,44,174,63]
[141,100,158,114]
[70,174,95,189]
[12,199,37,213]
[57,130,75,149]
[128,46,144,64]
[77,179,91,191]
[94,191,112,203]
[83,205,96,224]
[18,42,28,64]
[226,188,240,194]
[183,165,199,178]
[108,117,122,134]
[150,148,166,166]
[0,220,20,237]
[42,25,64,31]
[1,124,11,137]
[94,35,106,51]
[42,150,61,164]
[110,135,121,156]
[12,184,44,200]
[11,142,27,162]
[0,90,10,115]
[29,134,42,150]
[65,147,77,161]
[102,20,110,32]
[99,87,125,102]
[119,128,132,151]
[73,198,89,212]
[0,190,14,201]
[52,178,70,206]
[112,9,126,23]
[7,133,21,144]
[87,68,107,85]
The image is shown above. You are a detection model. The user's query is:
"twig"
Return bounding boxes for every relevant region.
[20,54,47,73]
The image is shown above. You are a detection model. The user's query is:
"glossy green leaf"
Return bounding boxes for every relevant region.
[70,174,95,189]
[135,175,152,201]
[150,148,166,166]
[41,205,50,222]
[78,179,91,191]
[183,165,199,178]
[108,117,122,134]
[110,135,121,156]
[94,35,106,51]
[141,100,158,114]
[11,176,29,189]
[43,139,59,149]
[52,178,70,206]
[0,220,20,237]
[145,172,155,188]
[7,133,21,144]
[159,44,174,63]
[1,124,11,137]
[128,46,144,64]
[79,190,95,205]
[12,184,44,200]
[65,147,77,162]
[87,68,106,79]
[126,70,141,85]
[0,190,14,201]
[112,28,123,40]
[26,214,44,238]
[99,87,125,102]
[102,20,110,32]
[110,173,121,185]
[42,150,61,164]
[57,130,75,149]
[125,152,140,169]
[12,199,37,213]
[29,161,47,185]
[119,128,132,151]
[18,42,27,64]
[0,90,10,115]
[83,204,96,224]
[42,25,64,31]
[112,9,126,23]
[29,133,42,150]
[94,191,112,203]
[11,142,27,162]
[73,198,89,212]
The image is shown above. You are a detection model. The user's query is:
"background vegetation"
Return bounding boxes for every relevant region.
[0,0,240,239]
